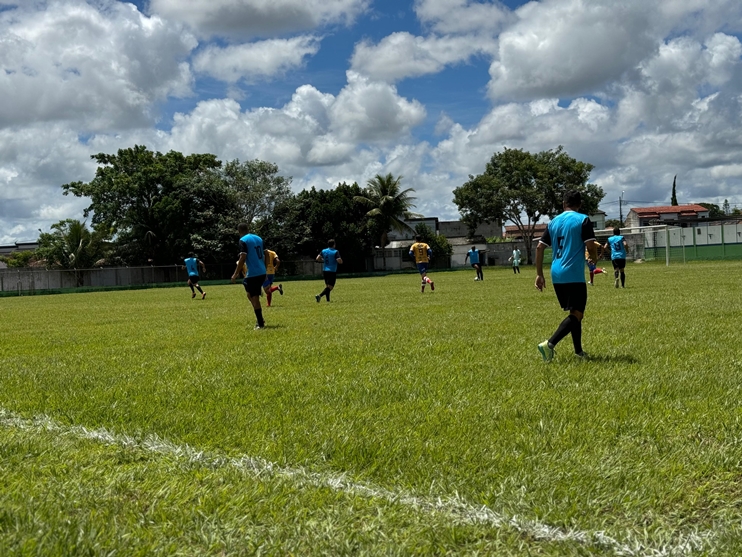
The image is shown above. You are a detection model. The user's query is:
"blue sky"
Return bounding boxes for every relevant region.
[1,0,742,242]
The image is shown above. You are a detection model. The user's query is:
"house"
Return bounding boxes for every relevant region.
[624,205,710,228]
[589,210,606,230]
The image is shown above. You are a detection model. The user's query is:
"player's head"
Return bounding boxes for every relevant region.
[415,235,422,242]
[471,245,476,250]
[327,239,335,248]
[187,251,195,258]
[613,227,620,236]
[237,223,249,235]
[563,190,581,209]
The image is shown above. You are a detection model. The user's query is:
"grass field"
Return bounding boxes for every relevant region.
[1,261,742,556]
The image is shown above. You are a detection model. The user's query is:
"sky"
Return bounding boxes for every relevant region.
[2,0,742,243]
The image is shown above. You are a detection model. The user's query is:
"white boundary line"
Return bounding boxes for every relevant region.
[0,408,712,556]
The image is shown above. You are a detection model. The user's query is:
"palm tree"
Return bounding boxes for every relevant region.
[355,173,419,270]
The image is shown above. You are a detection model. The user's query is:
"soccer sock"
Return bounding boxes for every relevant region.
[196,285,203,293]
[590,270,594,282]
[571,318,583,354]
[620,272,626,287]
[189,284,195,293]
[549,315,578,347]
[254,308,264,327]
[614,270,619,279]
[326,291,331,301]
[270,286,279,293]
[319,287,329,298]
[425,276,432,284]
[266,291,272,306]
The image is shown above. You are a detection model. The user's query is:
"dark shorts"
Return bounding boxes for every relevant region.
[416,262,429,274]
[471,263,480,268]
[612,258,626,270]
[323,271,337,286]
[553,282,588,313]
[243,274,266,297]
[188,274,200,283]
[262,274,275,288]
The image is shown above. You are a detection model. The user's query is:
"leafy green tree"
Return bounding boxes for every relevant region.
[699,203,724,218]
[36,219,110,285]
[605,218,623,230]
[453,146,604,264]
[62,145,221,264]
[222,159,293,228]
[0,250,36,268]
[671,175,678,206]
[355,173,419,270]
[412,223,453,263]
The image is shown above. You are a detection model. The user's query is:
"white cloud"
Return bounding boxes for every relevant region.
[351,32,494,82]
[414,0,512,35]
[149,0,369,39]
[0,0,196,132]
[192,36,321,82]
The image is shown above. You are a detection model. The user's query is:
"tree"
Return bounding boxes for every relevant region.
[62,145,222,264]
[0,250,36,268]
[605,218,623,230]
[671,175,678,206]
[222,159,293,228]
[36,219,109,285]
[355,173,419,270]
[453,146,604,264]
[699,203,725,218]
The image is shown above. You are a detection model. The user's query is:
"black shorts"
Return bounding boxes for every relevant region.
[188,274,200,283]
[323,271,337,286]
[471,263,480,268]
[243,274,266,297]
[612,258,626,270]
[553,282,588,313]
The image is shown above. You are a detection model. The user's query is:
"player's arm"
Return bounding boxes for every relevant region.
[315,253,323,263]
[199,259,206,273]
[335,252,343,265]
[232,252,246,283]
[427,247,432,259]
[274,255,280,270]
[464,252,469,263]
[535,242,547,291]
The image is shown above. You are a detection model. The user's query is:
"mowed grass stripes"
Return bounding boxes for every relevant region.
[2,262,742,555]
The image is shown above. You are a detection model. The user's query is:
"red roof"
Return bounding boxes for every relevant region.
[630,204,708,216]
[504,224,547,232]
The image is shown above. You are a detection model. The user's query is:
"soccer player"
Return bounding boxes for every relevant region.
[315,239,343,302]
[231,224,267,329]
[535,191,599,362]
[409,235,435,292]
[263,248,283,307]
[182,252,206,299]
[465,245,484,281]
[604,228,629,288]
[508,247,521,274]
[585,240,607,285]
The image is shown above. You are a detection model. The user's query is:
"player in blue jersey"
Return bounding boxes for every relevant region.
[315,239,343,302]
[182,252,206,299]
[603,228,629,288]
[465,245,484,281]
[231,223,267,329]
[535,191,599,362]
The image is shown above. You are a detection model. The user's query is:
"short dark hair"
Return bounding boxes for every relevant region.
[563,190,581,208]
[415,235,422,242]
[328,239,335,248]
[471,245,476,250]
[187,251,195,258]
[613,227,620,236]
[237,223,249,234]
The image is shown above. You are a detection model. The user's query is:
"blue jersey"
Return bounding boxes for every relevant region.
[184,257,199,276]
[321,248,340,272]
[239,234,267,277]
[540,211,595,284]
[467,249,480,265]
[608,235,627,260]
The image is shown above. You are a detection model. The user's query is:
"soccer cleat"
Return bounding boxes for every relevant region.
[315,294,321,303]
[614,277,619,288]
[575,351,589,360]
[430,281,435,291]
[254,323,265,330]
[201,292,206,300]
[278,284,283,295]
[191,292,196,299]
[538,340,554,363]
[588,281,593,286]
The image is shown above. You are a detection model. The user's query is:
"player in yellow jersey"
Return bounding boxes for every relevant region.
[585,240,606,285]
[409,235,435,292]
[263,249,283,307]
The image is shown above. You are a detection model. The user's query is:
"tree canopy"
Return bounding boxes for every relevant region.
[453,146,604,263]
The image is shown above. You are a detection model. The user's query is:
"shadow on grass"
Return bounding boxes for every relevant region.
[581,353,639,364]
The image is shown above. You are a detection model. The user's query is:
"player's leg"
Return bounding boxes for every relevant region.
[187,278,196,297]
[245,276,265,328]
[477,264,483,280]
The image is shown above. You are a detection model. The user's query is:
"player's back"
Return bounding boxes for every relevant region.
[410,242,430,263]
[608,235,626,259]
[184,257,199,276]
[548,211,589,283]
[321,248,339,272]
[240,234,267,276]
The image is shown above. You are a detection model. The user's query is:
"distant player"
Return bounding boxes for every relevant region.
[409,235,435,292]
[508,247,521,274]
[182,252,206,299]
[585,240,607,285]
[604,228,629,288]
[263,248,283,307]
[231,224,267,329]
[535,191,599,362]
[315,239,343,302]
[465,245,484,281]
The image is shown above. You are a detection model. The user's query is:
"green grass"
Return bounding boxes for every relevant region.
[1,261,742,555]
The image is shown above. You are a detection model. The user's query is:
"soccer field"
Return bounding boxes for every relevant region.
[1,261,741,555]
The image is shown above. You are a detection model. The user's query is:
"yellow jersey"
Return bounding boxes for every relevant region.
[584,240,601,260]
[410,242,431,263]
[265,249,279,274]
